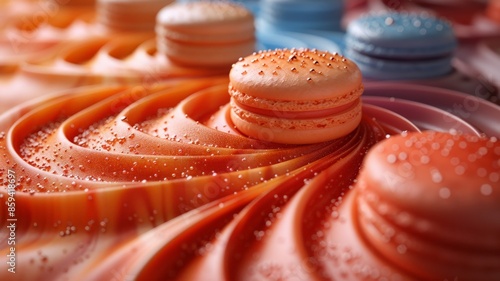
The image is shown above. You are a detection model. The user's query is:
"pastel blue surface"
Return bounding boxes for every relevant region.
[346,12,457,58]
[256,30,309,50]
[344,12,457,80]
[259,0,344,32]
[258,18,342,35]
[307,30,347,54]
[256,27,345,54]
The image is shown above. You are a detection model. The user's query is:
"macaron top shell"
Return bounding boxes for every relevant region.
[347,12,457,58]
[229,49,363,102]
[157,1,253,29]
[156,1,255,43]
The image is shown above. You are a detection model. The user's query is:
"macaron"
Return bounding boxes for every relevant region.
[259,0,344,33]
[345,12,457,80]
[156,1,256,68]
[229,48,364,144]
[354,130,500,279]
[97,0,174,32]
[487,0,500,23]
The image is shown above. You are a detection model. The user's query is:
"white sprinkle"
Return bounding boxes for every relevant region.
[455,165,465,175]
[478,147,488,156]
[387,154,397,164]
[420,155,430,164]
[439,187,451,199]
[397,244,407,254]
[459,141,468,149]
[489,172,499,183]
[477,168,487,177]
[480,184,493,196]
[398,152,408,161]
[430,169,443,183]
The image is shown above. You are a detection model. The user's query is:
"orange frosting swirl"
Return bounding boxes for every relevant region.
[0,75,413,280]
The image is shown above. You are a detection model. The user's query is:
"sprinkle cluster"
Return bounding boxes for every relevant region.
[233,48,351,82]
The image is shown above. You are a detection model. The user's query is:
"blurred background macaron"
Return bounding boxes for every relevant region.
[156,1,256,68]
[345,11,457,80]
[258,0,345,33]
[229,48,364,144]
[256,0,346,54]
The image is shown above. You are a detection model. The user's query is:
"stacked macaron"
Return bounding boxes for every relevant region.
[345,12,457,80]
[348,130,500,280]
[258,0,344,32]
[229,48,364,144]
[156,1,256,68]
[97,0,174,32]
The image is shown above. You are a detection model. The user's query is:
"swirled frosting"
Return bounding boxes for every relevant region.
[0,75,421,280]
[1,1,500,280]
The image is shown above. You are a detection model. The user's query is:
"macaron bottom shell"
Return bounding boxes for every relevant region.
[157,39,256,68]
[345,48,454,80]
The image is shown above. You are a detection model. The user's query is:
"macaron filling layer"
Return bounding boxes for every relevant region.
[228,83,364,112]
[231,98,362,130]
[231,98,360,120]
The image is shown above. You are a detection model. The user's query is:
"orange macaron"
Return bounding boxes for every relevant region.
[156,1,255,68]
[355,131,500,279]
[229,48,364,144]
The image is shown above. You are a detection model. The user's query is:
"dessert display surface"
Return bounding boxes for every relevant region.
[0,1,499,281]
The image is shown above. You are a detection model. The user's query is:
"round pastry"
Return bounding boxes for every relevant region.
[345,12,457,80]
[229,48,364,144]
[156,1,256,68]
[330,130,500,280]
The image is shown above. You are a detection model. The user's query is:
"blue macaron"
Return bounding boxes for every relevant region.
[345,12,457,80]
[258,0,344,33]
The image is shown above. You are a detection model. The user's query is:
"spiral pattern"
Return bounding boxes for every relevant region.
[0,74,426,280]
[1,1,499,280]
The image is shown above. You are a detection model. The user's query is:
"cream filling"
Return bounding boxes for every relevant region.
[228,83,364,112]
